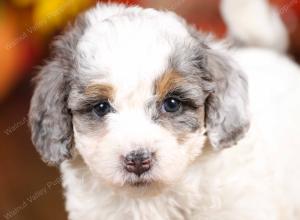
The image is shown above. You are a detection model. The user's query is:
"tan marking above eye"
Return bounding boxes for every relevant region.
[85,84,115,100]
[154,70,185,100]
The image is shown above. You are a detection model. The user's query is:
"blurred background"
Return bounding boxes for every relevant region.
[0,0,299,219]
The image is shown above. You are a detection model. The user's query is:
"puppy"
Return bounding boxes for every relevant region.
[29,1,300,219]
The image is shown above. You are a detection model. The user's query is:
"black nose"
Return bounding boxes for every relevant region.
[124,150,153,176]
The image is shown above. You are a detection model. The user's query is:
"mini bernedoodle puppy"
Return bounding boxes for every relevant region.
[29,0,300,219]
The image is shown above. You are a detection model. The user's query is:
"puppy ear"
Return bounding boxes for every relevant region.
[28,14,88,165]
[203,48,250,150]
[29,60,73,165]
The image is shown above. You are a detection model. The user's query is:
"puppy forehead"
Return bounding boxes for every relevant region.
[76,9,192,101]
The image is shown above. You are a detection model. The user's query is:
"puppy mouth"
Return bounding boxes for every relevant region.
[130,180,152,187]
[124,172,156,187]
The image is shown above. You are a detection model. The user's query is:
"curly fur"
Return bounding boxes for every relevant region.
[29,2,300,220]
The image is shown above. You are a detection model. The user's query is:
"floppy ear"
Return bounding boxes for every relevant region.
[28,14,88,165]
[203,48,250,150]
[29,59,73,165]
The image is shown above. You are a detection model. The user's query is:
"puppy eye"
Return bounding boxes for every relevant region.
[93,101,111,117]
[163,97,182,113]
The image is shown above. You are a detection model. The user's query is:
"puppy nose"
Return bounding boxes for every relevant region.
[124,150,152,176]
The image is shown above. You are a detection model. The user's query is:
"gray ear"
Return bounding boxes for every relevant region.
[28,14,88,165]
[29,60,73,165]
[204,49,250,149]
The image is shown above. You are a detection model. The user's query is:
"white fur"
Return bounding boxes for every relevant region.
[221,0,289,52]
[60,3,300,220]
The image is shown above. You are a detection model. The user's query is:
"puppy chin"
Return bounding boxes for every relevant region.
[115,172,161,187]
[101,169,174,197]
[124,174,155,186]
[117,178,169,197]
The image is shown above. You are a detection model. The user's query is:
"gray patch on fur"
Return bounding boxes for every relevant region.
[149,74,205,138]
[28,14,89,165]
[173,28,250,149]
[156,29,249,149]
[203,48,250,149]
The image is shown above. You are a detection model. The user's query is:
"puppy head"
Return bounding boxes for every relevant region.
[29,4,249,190]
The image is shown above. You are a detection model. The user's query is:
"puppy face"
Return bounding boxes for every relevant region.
[29,5,249,191]
[70,73,206,187]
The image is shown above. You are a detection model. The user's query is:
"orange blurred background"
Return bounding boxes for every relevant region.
[0,0,299,219]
